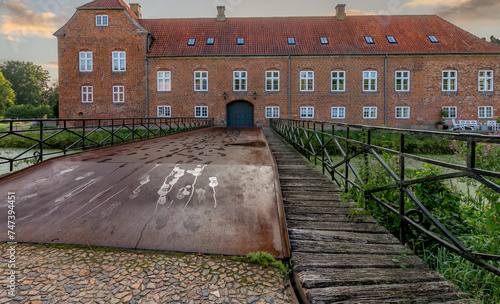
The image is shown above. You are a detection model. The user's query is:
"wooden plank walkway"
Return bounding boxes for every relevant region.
[263,128,475,304]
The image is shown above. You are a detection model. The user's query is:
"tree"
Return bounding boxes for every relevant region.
[0,61,50,107]
[0,69,16,116]
[490,35,500,46]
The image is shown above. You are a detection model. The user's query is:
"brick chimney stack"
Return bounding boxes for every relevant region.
[217,6,226,22]
[130,3,142,19]
[335,4,346,21]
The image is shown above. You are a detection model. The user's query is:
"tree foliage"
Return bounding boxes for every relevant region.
[0,69,16,116]
[0,61,50,107]
[4,104,55,119]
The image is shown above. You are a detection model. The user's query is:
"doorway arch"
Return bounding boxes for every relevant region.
[226,100,254,127]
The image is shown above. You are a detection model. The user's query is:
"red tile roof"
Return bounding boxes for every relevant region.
[139,15,500,56]
[78,0,138,19]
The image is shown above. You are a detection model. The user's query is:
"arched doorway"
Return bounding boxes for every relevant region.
[227,100,254,127]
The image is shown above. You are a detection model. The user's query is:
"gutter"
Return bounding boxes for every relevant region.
[384,54,388,126]
[288,55,291,119]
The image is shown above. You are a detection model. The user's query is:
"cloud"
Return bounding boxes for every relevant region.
[43,61,58,68]
[0,0,66,39]
[405,0,469,7]
[346,9,373,16]
[434,0,500,22]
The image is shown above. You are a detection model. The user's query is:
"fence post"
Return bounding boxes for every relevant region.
[467,139,476,170]
[344,126,349,193]
[313,122,317,166]
[399,134,406,243]
[111,119,115,145]
[364,129,371,209]
[321,122,325,174]
[39,120,44,162]
[82,119,86,150]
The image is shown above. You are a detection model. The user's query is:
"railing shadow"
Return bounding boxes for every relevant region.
[0,117,214,173]
[271,118,500,276]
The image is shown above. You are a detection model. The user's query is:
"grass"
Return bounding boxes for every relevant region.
[232,251,290,280]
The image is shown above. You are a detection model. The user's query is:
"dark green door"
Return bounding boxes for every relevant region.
[227,101,254,127]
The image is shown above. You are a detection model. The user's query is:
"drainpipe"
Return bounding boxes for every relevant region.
[384,54,388,126]
[288,55,291,119]
[145,57,149,119]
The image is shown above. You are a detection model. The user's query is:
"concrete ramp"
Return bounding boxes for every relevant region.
[0,128,289,258]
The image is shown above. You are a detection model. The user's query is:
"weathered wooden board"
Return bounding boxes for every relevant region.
[283,200,355,208]
[284,206,357,215]
[291,240,411,255]
[288,228,400,244]
[287,213,377,223]
[287,221,389,233]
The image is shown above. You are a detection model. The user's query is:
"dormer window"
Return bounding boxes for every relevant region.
[187,38,196,46]
[428,35,439,43]
[387,36,397,44]
[206,38,215,45]
[287,37,296,45]
[96,15,108,26]
[320,37,329,45]
[236,38,245,46]
[364,36,374,44]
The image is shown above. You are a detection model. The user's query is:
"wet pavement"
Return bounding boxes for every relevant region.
[0,128,289,258]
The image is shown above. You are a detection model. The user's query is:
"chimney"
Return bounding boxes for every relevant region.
[129,3,142,19]
[217,6,226,22]
[335,4,346,21]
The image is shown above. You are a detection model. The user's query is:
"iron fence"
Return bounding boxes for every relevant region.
[271,118,500,276]
[0,117,214,173]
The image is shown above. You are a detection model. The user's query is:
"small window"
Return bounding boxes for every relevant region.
[157,71,171,91]
[331,71,345,92]
[194,71,208,91]
[364,36,374,44]
[266,71,280,91]
[320,37,329,45]
[442,70,457,92]
[96,15,108,26]
[79,52,93,72]
[195,106,208,118]
[442,106,457,119]
[300,107,314,119]
[233,71,247,91]
[112,51,126,71]
[300,71,314,92]
[478,70,494,92]
[331,107,345,119]
[395,71,410,92]
[265,106,280,119]
[187,38,196,46]
[113,86,124,103]
[363,71,377,92]
[363,107,377,119]
[157,106,171,117]
[237,38,245,46]
[387,36,397,44]
[206,38,215,45]
[478,106,493,119]
[428,35,439,43]
[395,106,410,119]
[287,37,296,45]
[81,86,93,103]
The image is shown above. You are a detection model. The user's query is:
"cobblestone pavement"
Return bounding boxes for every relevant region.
[0,243,294,303]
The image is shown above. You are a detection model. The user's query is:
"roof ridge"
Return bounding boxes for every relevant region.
[139,14,440,21]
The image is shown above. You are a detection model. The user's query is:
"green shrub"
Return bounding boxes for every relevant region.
[4,104,55,119]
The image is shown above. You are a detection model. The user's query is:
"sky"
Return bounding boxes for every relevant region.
[1,0,499,83]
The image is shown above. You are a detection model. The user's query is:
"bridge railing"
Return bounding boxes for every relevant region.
[271,118,500,276]
[0,117,214,173]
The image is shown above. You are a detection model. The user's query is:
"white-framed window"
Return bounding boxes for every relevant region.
[195,106,208,118]
[96,15,108,26]
[112,51,126,71]
[331,107,345,119]
[157,106,171,117]
[363,71,377,92]
[233,71,247,91]
[331,71,345,92]
[266,71,279,91]
[236,38,245,46]
[300,71,314,92]
[478,70,494,92]
[113,86,124,103]
[194,71,208,91]
[395,71,410,92]
[442,106,457,119]
[79,52,92,72]
[265,106,280,118]
[300,107,314,119]
[395,106,410,119]
[442,70,457,92]
[81,86,93,103]
[478,106,493,118]
[157,71,171,91]
[363,107,377,119]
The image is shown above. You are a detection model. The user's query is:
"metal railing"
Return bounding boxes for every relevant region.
[271,118,500,276]
[0,117,214,173]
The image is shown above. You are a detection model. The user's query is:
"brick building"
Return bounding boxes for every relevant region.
[55,0,500,128]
